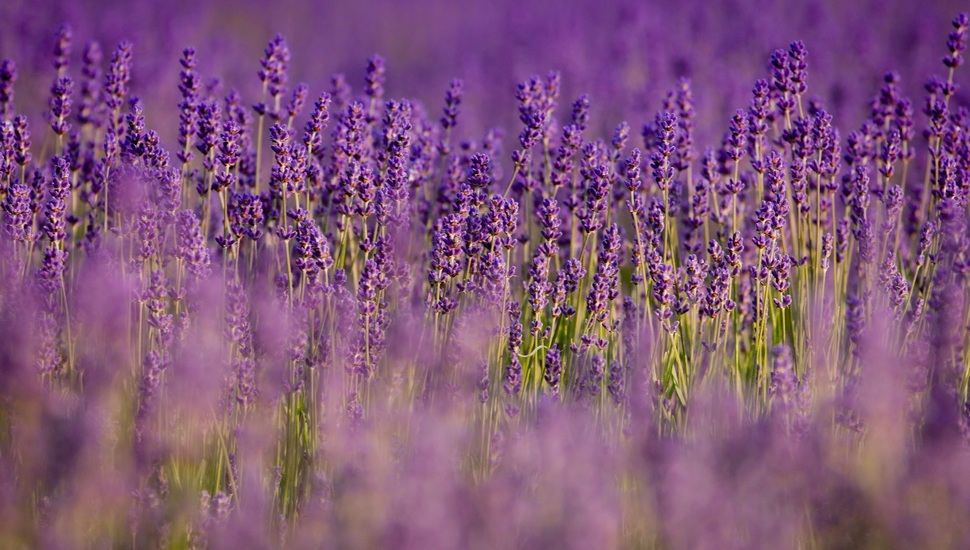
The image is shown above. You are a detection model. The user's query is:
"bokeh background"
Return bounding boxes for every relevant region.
[1,2,970,548]
[0,0,964,144]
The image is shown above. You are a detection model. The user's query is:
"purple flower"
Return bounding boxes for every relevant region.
[944,13,970,68]
[769,253,793,309]
[292,215,333,286]
[607,360,625,405]
[76,41,103,128]
[228,191,264,241]
[727,109,747,164]
[586,223,621,326]
[537,197,561,256]
[195,99,221,163]
[41,156,71,245]
[579,156,611,234]
[12,115,30,168]
[670,78,696,171]
[52,24,72,75]
[35,246,67,294]
[515,75,549,153]
[284,82,309,121]
[364,54,386,106]
[787,41,808,99]
[121,97,147,161]
[507,300,523,355]
[177,48,201,164]
[2,177,33,243]
[440,79,463,131]
[175,210,211,281]
[49,77,73,136]
[650,111,677,193]
[579,353,606,401]
[544,344,562,396]
[214,118,242,192]
[103,41,132,130]
[0,59,16,118]
[769,345,796,410]
[135,350,166,443]
[503,354,522,398]
[527,251,551,327]
[256,34,291,118]
[380,99,412,227]
[303,92,332,159]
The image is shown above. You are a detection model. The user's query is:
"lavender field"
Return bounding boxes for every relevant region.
[2,1,970,548]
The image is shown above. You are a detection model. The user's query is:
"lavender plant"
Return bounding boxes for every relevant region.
[0,8,970,550]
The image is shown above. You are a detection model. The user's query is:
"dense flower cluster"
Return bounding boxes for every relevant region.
[1,8,970,549]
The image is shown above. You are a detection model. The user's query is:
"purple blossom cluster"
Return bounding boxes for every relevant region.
[1,6,970,549]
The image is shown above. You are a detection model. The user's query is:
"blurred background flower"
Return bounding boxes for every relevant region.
[1,0,964,140]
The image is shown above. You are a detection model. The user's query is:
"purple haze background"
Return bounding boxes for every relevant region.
[0,0,965,139]
[0,0,970,548]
